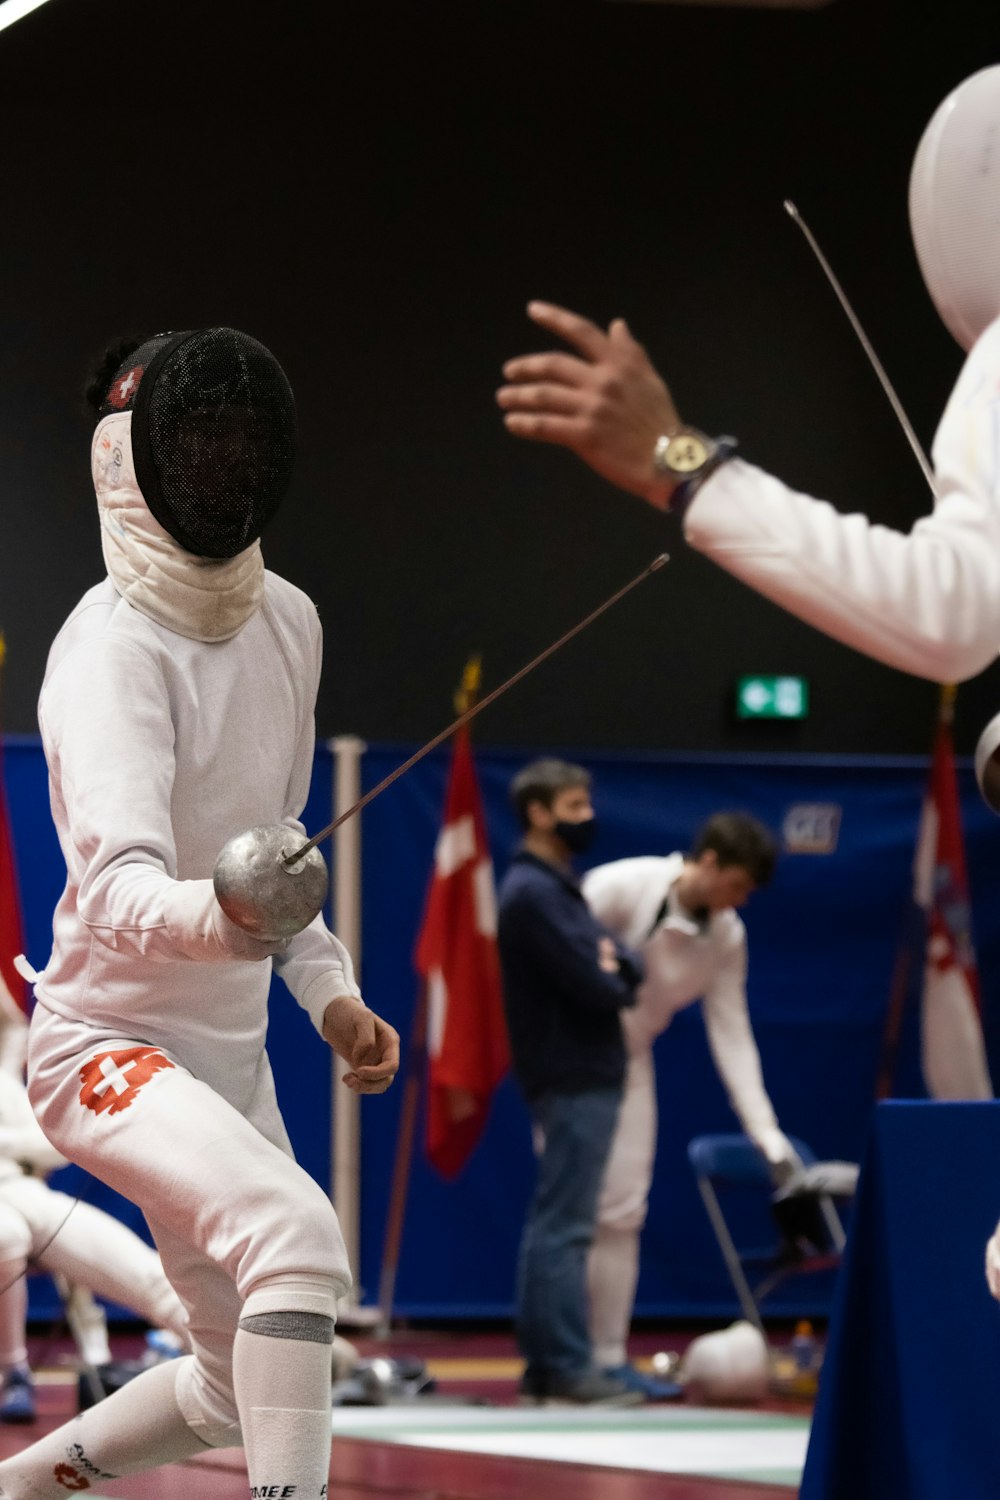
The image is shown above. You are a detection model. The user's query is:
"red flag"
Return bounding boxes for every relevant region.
[414,728,509,1178]
[912,712,992,1099]
[0,713,28,1022]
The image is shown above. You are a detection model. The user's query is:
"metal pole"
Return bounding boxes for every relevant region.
[329,735,371,1318]
[374,977,430,1337]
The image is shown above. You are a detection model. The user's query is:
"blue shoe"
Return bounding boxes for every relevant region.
[602,1362,684,1401]
[0,1364,36,1423]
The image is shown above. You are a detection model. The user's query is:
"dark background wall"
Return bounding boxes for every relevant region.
[1,0,998,755]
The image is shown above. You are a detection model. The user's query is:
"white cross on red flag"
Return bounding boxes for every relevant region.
[414,728,510,1178]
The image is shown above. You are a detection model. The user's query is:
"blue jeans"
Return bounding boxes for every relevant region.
[516,1085,622,1383]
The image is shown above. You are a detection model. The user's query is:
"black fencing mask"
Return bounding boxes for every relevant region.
[100,328,296,559]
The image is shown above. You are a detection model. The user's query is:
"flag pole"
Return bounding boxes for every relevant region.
[374,975,430,1337]
[373,659,483,1337]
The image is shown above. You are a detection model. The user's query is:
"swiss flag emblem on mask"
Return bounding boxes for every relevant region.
[106,365,143,409]
[79,1047,174,1117]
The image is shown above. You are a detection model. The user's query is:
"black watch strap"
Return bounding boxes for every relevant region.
[671,435,739,517]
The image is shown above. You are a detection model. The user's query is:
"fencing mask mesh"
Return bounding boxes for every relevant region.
[100,328,296,558]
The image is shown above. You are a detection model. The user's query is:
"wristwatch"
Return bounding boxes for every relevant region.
[652,428,738,515]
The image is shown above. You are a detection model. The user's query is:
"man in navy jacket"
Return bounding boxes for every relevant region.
[498,758,644,1406]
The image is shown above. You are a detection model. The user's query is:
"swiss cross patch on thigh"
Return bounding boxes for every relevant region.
[78,1046,175,1117]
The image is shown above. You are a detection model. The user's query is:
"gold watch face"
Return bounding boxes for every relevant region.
[667,431,711,474]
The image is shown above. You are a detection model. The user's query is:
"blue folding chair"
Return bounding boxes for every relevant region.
[687,1133,847,1334]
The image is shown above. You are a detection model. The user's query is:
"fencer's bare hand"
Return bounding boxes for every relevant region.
[497,301,682,510]
[322,996,400,1094]
[597,936,620,974]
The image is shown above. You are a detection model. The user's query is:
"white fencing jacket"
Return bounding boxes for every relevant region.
[684,315,1000,683]
[582,854,780,1146]
[35,573,360,1078]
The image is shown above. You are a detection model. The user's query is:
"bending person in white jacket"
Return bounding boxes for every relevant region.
[582,813,797,1395]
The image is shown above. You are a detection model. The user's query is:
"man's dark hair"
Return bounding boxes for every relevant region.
[83,336,146,418]
[691,812,777,887]
[510,758,592,830]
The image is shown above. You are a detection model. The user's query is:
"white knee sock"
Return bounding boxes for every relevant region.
[234,1280,336,1500]
[0,1357,209,1498]
[588,1225,641,1370]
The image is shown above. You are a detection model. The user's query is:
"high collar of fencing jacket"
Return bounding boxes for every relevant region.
[92,411,264,642]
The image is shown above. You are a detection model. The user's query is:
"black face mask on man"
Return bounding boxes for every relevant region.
[555,816,598,855]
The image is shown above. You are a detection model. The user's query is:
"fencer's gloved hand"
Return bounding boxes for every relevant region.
[756,1128,804,1189]
[163,879,289,963]
[985,1221,1000,1301]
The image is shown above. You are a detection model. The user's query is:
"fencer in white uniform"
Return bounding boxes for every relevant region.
[0,991,188,1422]
[0,329,399,1500]
[496,66,1000,1298]
[581,817,796,1386]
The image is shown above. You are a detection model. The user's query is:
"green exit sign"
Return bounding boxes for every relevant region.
[737,675,809,720]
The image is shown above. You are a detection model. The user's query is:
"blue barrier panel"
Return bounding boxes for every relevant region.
[801,1101,1000,1500]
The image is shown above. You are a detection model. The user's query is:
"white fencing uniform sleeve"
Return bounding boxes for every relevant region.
[701,927,795,1168]
[41,637,225,963]
[273,917,362,1035]
[683,318,1000,684]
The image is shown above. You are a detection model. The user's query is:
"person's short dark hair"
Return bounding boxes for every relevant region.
[510,758,592,830]
[691,812,777,887]
[83,336,147,418]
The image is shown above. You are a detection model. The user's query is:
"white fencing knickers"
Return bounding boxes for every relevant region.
[26,1005,352,1448]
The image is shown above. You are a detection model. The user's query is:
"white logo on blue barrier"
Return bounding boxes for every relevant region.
[782,804,841,854]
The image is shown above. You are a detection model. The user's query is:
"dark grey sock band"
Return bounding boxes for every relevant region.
[238,1311,335,1345]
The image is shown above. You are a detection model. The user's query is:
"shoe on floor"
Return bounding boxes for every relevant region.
[0,1364,36,1423]
[603,1362,684,1401]
[543,1369,645,1407]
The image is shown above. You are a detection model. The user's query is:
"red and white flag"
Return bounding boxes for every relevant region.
[414,728,509,1179]
[0,677,28,1023]
[912,713,992,1099]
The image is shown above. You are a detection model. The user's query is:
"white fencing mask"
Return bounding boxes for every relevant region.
[909,65,1000,351]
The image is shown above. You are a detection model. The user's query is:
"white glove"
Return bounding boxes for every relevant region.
[985,1221,1000,1301]
[163,879,288,963]
[755,1127,804,1187]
